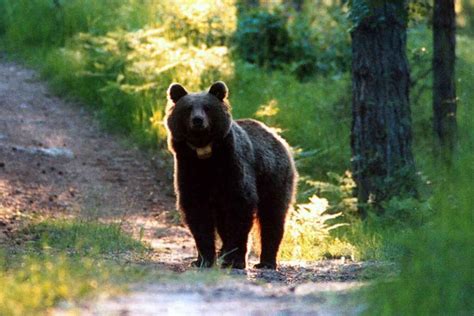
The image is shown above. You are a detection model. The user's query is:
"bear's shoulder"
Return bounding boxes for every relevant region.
[235,119,280,141]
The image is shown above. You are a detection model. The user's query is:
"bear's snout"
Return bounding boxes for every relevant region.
[192,116,205,128]
[189,107,209,131]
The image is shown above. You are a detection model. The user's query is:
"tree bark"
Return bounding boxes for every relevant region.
[351,1,416,215]
[433,0,457,155]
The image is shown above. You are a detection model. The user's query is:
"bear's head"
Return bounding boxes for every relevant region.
[165,81,232,158]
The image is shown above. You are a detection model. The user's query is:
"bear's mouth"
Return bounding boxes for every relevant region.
[186,129,211,148]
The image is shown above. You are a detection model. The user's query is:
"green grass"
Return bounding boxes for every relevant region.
[24,219,148,255]
[365,152,474,315]
[0,0,161,48]
[0,219,151,315]
[0,253,116,315]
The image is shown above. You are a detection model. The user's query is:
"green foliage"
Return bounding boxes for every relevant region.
[0,0,235,148]
[0,0,159,48]
[159,0,236,46]
[280,195,355,261]
[365,152,474,315]
[459,0,474,36]
[289,4,351,78]
[347,0,371,27]
[348,0,410,29]
[0,0,6,35]
[362,32,474,314]
[234,9,292,68]
[1,0,353,176]
[408,0,432,24]
[51,28,231,145]
[378,196,432,227]
[234,4,351,78]
[0,1,473,277]
[300,171,357,213]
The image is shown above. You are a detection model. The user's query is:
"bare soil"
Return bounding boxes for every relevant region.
[0,59,370,315]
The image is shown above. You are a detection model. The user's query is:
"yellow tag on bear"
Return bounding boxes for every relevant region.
[196,144,212,159]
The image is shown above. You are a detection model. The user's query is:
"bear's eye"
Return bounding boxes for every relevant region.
[203,104,211,111]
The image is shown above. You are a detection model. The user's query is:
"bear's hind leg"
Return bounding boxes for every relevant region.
[254,199,289,270]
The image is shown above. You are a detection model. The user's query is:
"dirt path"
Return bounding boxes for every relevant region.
[0,60,368,315]
[0,59,196,266]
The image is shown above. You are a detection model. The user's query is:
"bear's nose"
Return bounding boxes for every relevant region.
[192,116,205,128]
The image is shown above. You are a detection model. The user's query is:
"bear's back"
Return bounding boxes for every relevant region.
[235,119,295,182]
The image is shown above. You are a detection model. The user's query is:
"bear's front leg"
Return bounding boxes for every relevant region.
[185,211,216,268]
[216,204,254,269]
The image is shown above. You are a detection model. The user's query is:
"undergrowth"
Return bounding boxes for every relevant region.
[0,219,150,315]
[280,195,355,261]
[365,150,474,315]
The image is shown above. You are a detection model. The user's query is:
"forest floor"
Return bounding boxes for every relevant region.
[0,60,375,315]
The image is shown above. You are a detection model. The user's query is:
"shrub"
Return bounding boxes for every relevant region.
[0,0,236,148]
[280,194,355,261]
[42,27,233,147]
[158,0,236,46]
[234,10,292,68]
[234,4,351,78]
[365,153,474,315]
[288,4,351,78]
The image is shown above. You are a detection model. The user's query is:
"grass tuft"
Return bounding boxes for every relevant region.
[0,219,150,315]
[24,219,148,255]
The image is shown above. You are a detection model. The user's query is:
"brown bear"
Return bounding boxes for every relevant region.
[165,81,296,269]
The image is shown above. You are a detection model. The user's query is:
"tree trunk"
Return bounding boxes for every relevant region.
[433,0,457,155]
[351,1,416,215]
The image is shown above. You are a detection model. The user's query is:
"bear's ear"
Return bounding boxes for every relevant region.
[167,83,188,104]
[208,81,228,101]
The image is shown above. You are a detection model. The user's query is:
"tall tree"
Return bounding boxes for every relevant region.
[350,0,416,215]
[433,0,457,154]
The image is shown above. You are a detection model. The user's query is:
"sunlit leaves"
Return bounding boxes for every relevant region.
[280,194,355,261]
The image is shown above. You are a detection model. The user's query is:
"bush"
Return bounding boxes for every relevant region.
[42,28,233,147]
[234,10,292,69]
[234,5,351,79]
[365,153,474,315]
[159,0,236,46]
[280,194,355,261]
[0,0,236,148]
[289,4,351,78]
